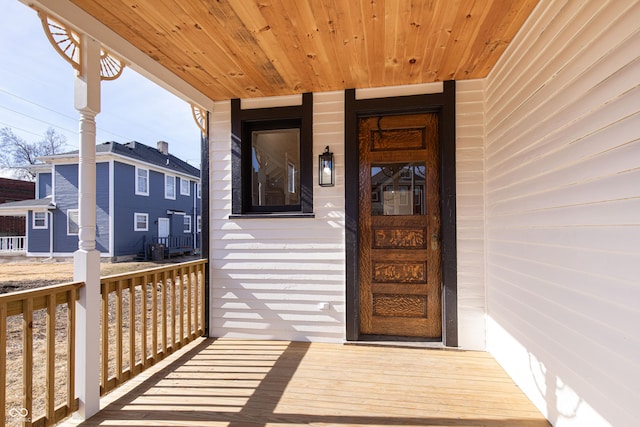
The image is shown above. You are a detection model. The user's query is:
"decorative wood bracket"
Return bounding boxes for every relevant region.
[191,103,208,135]
[38,11,125,81]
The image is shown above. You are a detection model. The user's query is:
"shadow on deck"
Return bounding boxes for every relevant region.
[66,338,550,426]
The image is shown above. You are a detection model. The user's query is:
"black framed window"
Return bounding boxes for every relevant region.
[231,93,314,217]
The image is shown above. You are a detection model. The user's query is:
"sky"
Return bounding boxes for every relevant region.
[0,0,202,177]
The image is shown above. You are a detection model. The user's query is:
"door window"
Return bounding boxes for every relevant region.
[371,163,425,216]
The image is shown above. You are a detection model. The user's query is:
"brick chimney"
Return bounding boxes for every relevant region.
[157,140,169,155]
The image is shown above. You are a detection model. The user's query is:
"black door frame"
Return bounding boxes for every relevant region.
[344,81,458,346]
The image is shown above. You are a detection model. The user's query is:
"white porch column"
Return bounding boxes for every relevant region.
[73,34,101,420]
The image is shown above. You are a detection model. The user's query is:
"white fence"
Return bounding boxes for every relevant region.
[0,236,25,252]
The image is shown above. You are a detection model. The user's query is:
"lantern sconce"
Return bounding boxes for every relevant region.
[319,146,335,187]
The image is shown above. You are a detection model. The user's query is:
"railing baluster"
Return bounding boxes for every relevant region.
[141,276,147,368]
[46,293,56,423]
[161,271,167,356]
[115,280,123,384]
[23,297,33,426]
[128,278,135,373]
[170,269,176,350]
[151,272,158,361]
[179,266,184,345]
[187,265,193,339]
[193,265,199,336]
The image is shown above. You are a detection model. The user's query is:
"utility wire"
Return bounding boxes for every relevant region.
[0,96,142,145]
[0,120,48,138]
[0,105,79,135]
[0,87,77,122]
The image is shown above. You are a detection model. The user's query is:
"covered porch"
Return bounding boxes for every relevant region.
[8,0,638,426]
[68,338,549,427]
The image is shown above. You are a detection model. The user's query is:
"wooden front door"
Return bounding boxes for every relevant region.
[358,113,441,339]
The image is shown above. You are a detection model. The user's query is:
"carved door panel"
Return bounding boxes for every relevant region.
[358,113,441,338]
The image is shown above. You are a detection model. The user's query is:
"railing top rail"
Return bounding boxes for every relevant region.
[100,258,207,283]
[0,280,84,304]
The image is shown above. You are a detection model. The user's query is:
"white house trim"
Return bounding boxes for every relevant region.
[108,159,115,256]
[40,152,199,182]
[135,166,150,196]
[355,81,443,99]
[20,0,214,111]
[32,211,48,229]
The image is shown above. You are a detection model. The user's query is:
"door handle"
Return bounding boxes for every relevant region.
[431,233,439,250]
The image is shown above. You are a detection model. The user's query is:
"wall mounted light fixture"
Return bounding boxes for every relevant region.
[319,146,334,187]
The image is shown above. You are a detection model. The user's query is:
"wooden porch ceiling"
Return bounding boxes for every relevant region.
[67,0,539,101]
[75,338,550,426]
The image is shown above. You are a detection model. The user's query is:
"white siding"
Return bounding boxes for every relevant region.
[209,85,486,347]
[456,79,486,350]
[209,92,346,343]
[484,1,640,426]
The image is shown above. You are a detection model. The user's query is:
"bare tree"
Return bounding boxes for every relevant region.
[0,127,68,180]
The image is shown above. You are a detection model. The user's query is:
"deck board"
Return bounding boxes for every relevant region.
[72,338,550,426]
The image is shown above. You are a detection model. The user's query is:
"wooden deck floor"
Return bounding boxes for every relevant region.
[73,338,550,426]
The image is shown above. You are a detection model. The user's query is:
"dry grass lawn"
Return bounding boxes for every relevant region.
[0,259,173,293]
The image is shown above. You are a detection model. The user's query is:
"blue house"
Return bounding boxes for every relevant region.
[0,140,200,260]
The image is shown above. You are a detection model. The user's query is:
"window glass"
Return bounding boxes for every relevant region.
[165,175,176,199]
[180,178,190,196]
[67,209,79,235]
[33,211,47,229]
[197,215,201,232]
[184,215,192,233]
[251,128,300,208]
[134,213,148,231]
[136,167,149,195]
[371,163,426,216]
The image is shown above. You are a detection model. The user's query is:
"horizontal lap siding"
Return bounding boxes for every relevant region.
[456,79,486,350]
[209,92,346,343]
[485,1,640,426]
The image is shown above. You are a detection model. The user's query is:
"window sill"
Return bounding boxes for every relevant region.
[229,212,315,219]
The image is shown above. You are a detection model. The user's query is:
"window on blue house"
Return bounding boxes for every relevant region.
[33,211,48,229]
[134,213,148,231]
[136,167,149,196]
[67,209,79,235]
[197,215,201,232]
[165,175,176,200]
[184,215,191,233]
[180,178,190,196]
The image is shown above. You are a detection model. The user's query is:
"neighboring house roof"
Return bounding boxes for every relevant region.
[0,177,35,203]
[38,141,200,179]
[0,196,55,216]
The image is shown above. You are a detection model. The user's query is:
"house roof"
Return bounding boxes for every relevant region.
[0,177,35,203]
[100,141,200,178]
[53,0,539,101]
[0,196,54,216]
[42,141,200,179]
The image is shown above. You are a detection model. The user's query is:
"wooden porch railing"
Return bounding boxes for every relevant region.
[0,236,26,252]
[99,259,206,395]
[1,259,207,426]
[0,281,83,427]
